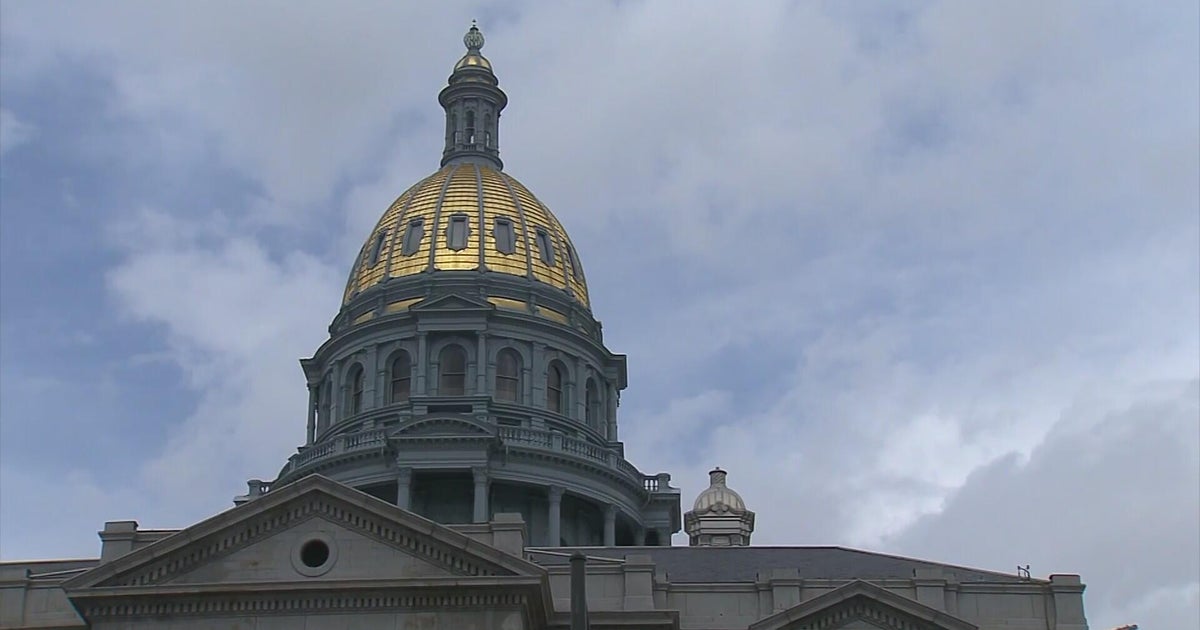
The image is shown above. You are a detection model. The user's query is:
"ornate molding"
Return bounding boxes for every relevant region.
[76,588,531,620]
[790,596,939,630]
[103,496,513,588]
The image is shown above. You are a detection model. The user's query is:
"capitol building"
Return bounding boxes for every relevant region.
[0,26,1090,630]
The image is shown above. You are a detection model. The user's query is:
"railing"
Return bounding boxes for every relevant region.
[497,425,553,448]
[286,423,678,496]
[289,428,389,470]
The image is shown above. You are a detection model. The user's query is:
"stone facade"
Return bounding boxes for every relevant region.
[1,476,1089,630]
[0,24,1090,630]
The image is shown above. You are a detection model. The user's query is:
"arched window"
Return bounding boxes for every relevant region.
[465,110,476,146]
[585,379,599,429]
[546,362,565,414]
[390,351,412,403]
[347,365,365,415]
[439,345,467,396]
[496,349,521,402]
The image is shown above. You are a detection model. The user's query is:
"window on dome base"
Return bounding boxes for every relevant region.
[546,362,565,414]
[496,349,521,402]
[447,214,470,251]
[494,218,515,254]
[585,378,600,429]
[439,345,467,396]
[535,228,555,266]
[401,219,424,255]
[347,365,365,415]
[390,351,412,403]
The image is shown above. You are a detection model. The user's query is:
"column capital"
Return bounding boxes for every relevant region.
[604,503,617,518]
[472,466,490,484]
[395,466,413,483]
[547,485,564,501]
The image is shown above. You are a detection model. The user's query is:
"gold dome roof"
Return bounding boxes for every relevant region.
[343,162,589,309]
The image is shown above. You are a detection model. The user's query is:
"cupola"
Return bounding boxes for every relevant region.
[684,468,755,546]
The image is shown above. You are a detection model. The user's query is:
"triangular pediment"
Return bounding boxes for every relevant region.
[64,475,544,592]
[410,292,494,312]
[750,580,976,630]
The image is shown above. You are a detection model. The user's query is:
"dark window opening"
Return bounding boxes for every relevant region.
[390,351,411,403]
[547,362,565,414]
[368,230,387,266]
[447,214,470,251]
[466,110,476,146]
[585,379,599,428]
[496,349,521,402]
[494,218,515,254]
[439,345,467,396]
[566,244,582,280]
[402,219,424,255]
[535,229,555,265]
[348,366,364,415]
[300,540,329,568]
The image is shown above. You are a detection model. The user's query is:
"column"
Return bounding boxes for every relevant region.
[606,383,618,440]
[472,467,490,523]
[395,467,413,511]
[415,332,428,394]
[634,524,646,546]
[531,342,546,407]
[475,333,488,394]
[547,486,563,547]
[573,358,585,420]
[603,505,617,547]
[654,527,670,547]
[364,346,378,409]
[332,361,344,423]
[306,383,317,444]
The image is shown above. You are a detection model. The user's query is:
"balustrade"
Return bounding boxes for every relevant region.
[287,421,677,498]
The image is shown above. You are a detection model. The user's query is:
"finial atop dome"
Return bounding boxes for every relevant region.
[709,467,728,486]
[464,20,485,52]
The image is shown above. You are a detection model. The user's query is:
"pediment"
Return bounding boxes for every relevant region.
[64,475,543,593]
[750,580,976,630]
[409,292,494,312]
[396,415,495,437]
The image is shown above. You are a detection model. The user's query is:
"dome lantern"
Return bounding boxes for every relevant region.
[440,22,507,170]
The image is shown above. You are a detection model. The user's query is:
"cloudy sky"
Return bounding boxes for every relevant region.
[1,1,1196,627]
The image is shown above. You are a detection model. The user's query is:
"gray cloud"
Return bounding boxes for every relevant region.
[1,2,1196,627]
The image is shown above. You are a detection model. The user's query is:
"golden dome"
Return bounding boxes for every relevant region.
[343,162,589,309]
[454,53,492,71]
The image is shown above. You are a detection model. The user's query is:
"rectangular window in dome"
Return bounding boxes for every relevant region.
[447,214,469,251]
[566,244,582,280]
[494,218,515,254]
[368,230,387,266]
[535,228,555,266]
[401,219,424,256]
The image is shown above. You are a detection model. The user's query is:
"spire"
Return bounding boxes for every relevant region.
[439,22,508,169]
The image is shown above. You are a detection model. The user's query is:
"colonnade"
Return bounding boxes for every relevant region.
[391,466,669,547]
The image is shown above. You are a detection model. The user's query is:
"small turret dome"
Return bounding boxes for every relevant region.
[692,468,746,513]
[685,468,755,547]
